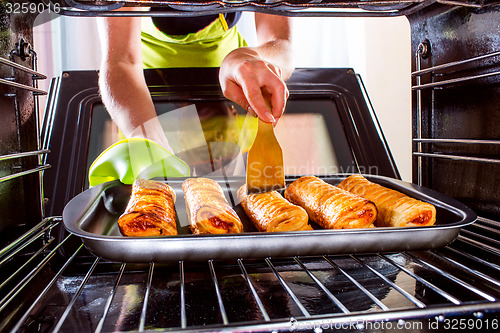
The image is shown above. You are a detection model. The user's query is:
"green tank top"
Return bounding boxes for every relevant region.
[141,15,248,68]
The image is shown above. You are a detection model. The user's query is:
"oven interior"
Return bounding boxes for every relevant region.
[1,1,499,332]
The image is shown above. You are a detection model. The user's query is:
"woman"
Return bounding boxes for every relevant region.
[97,7,293,152]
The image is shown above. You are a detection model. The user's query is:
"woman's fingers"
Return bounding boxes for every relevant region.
[238,62,288,123]
[219,53,289,123]
[221,80,250,111]
[241,78,276,123]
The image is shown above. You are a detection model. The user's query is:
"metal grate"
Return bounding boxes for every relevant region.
[0,56,47,95]
[1,217,498,332]
[0,53,50,219]
[412,48,500,186]
[412,50,500,91]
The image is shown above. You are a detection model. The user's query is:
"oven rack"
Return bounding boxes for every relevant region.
[57,0,500,17]
[1,216,499,332]
[0,150,50,183]
[412,50,500,91]
[0,51,50,221]
[412,46,500,186]
[0,56,47,95]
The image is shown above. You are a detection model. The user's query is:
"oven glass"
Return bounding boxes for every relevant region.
[87,99,356,188]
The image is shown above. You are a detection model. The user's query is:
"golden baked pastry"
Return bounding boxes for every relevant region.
[284,176,377,229]
[182,178,243,234]
[337,174,436,227]
[237,185,312,232]
[118,179,178,237]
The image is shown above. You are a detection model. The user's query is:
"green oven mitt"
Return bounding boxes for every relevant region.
[88,138,190,187]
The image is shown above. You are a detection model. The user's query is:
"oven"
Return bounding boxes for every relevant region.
[1,1,499,332]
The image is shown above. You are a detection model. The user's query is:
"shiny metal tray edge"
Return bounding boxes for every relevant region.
[62,174,477,262]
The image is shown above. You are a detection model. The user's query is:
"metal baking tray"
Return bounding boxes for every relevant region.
[63,174,477,262]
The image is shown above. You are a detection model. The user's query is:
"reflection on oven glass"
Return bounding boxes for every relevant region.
[88,99,352,187]
[275,113,338,175]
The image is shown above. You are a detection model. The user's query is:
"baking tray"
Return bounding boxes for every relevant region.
[62,174,477,262]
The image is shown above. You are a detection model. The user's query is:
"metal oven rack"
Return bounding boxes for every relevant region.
[412,49,500,186]
[1,216,499,332]
[0,49,51,245]
[0,53,50,199]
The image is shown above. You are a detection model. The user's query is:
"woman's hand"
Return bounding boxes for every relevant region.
[219,47,289,124]
[219,13,293,125]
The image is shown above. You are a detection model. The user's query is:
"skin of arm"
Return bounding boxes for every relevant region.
[219,13,294,124]
[97,9,173,152]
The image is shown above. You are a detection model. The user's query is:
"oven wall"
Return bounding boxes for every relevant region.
[0,7,41,246]
[408,4,500,220]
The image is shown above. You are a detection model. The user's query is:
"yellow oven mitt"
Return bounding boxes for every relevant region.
[88,138,190,187]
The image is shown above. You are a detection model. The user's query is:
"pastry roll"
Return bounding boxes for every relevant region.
[237,185,312,232]
[338,174,436,228]
[118,179,178,237]
[182,178,243,234]
[284,176,377,229]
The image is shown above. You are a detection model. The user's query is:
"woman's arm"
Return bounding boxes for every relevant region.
[98,10,293,145]
[219,13,293,124]
[97,10,172,151]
